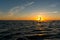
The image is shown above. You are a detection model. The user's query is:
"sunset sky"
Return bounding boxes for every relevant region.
[0,0,60,20]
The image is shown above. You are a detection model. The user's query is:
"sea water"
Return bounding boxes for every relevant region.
[0,20,60,40]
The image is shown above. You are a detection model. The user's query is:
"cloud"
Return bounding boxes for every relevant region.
[24,2,34,7]
[0,1,35,19]
[50,4,57,7]
[47,11,58,13]
[8,6,24,16]
[7,1,35,17]
[49,3,58,8]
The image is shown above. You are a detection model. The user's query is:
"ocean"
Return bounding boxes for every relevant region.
[0,20,60,40]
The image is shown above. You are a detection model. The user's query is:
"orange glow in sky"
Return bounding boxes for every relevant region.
[35,15,47,21]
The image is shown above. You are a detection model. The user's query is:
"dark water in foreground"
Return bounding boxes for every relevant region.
[0,20,60,40]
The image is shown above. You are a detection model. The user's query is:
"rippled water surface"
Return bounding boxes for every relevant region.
[0,20,60,40]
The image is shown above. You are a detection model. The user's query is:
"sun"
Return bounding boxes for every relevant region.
[37,17,41,21]
[36,16,45,21]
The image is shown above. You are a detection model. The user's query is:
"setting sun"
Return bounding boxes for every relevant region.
[36,15,46,21]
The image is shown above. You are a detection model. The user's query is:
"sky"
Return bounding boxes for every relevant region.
[0,0,60,20]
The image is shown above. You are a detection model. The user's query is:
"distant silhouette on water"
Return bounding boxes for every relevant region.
[38,17,41,23]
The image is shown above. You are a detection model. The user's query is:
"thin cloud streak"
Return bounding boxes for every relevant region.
[0,1,35,17]
[7,1,35,17]
[24,2,35,7]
